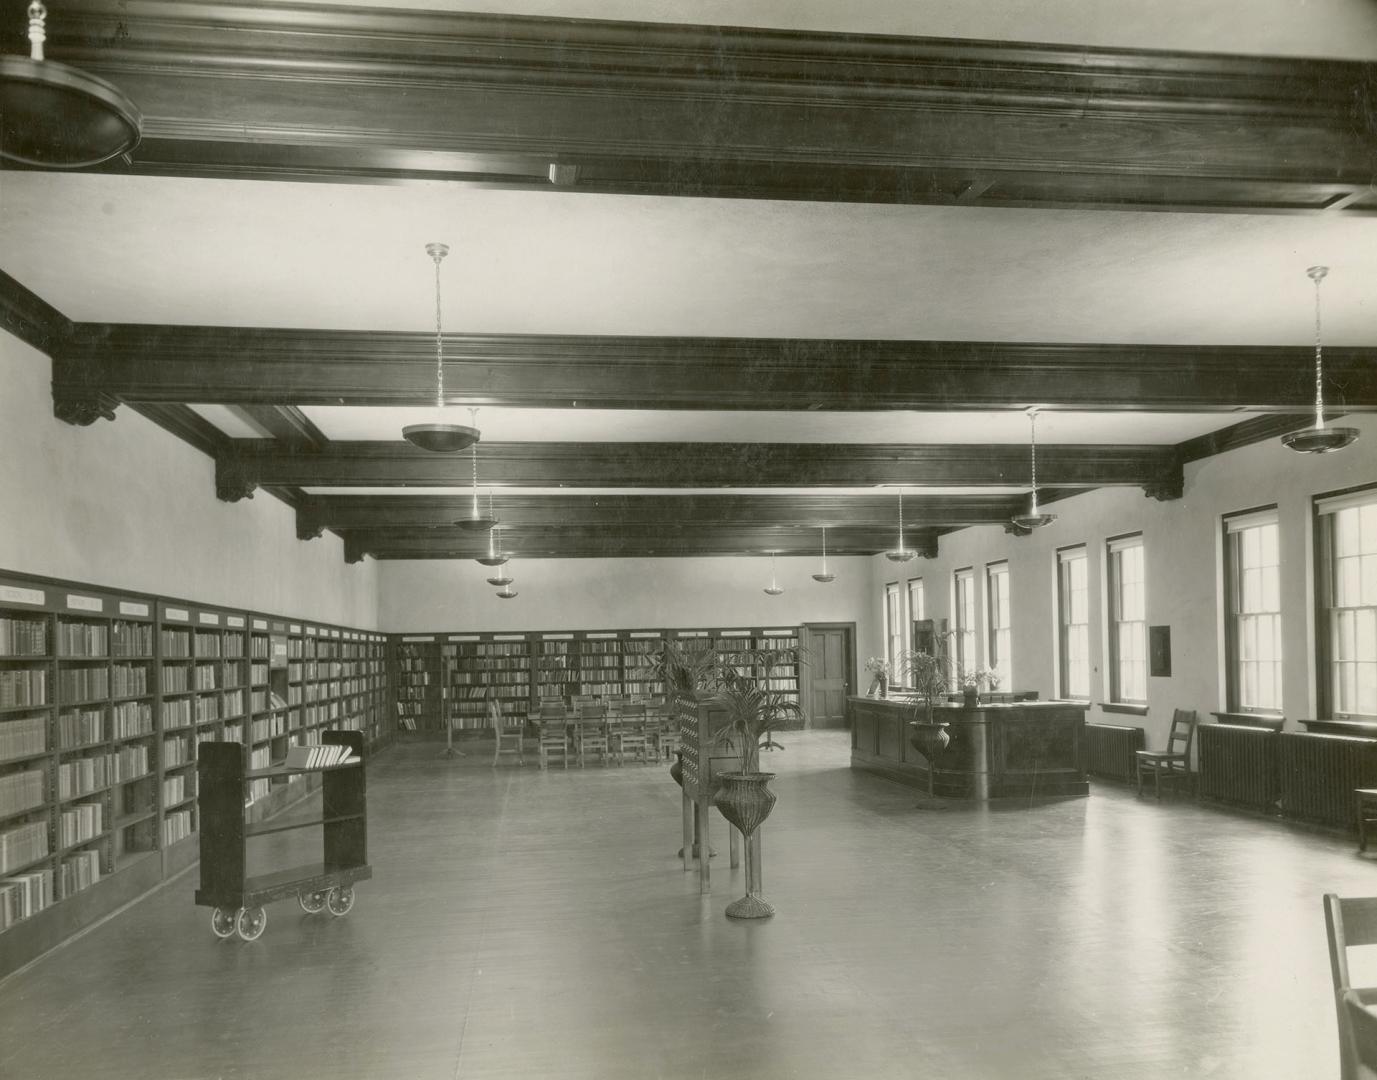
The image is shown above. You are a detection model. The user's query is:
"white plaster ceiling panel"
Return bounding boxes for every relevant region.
[3,175,1374,344]
[294,407,1261,444]
[299,486,1030,496]
[185,405,276,439]
[310,0,1377,61]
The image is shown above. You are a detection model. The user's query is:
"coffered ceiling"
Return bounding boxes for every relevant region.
[1,0,1374,562]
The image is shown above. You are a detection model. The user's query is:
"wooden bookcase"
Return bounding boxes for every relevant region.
[0,569,391,976]
[392,636,441,732]
[195,729,370,941]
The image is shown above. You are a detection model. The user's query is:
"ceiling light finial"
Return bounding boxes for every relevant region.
[1012,406,1057,530]
[1282,265,1358,454]
[885,491,916,562]
[402,242,480,453]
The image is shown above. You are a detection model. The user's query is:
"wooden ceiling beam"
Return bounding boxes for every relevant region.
[55,327,1377,413]
[217,441,1179,499]
[5,2,1373,214]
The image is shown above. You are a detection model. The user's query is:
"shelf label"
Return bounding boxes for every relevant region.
[306,626,318,636]
[629,631,660,639]
[329,629,339,638]
[252,619,268,630]
[119,601,150,617]
[587,632,617,639]
[401,635,434,642]
[164,607,189,622]
[226,616,245,628]
[0,585,45,605]
[289,624,301,634]
[66,594,104,612]
[448,635,480,642]
[198,612,220,626]
[541,632,574,640]
[494,634,526,642]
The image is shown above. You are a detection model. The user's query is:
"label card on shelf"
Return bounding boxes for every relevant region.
[119,601,150,617]
[448,635,480,642]
[401,635,434,642]
[289,624,301,634]
[587,632,617,639]
[307,627,319,636]
[165,608,189,622]
[252,619,268,630]
[495,634,527,642]
[199,613,220,626]
[0,585,45,605]
[226,616,245,629]
[66,594,104,612]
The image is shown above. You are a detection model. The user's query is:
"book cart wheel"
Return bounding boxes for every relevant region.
[298,890,328,914]
[236,906,267,941]
[211,907,237,939]
[326,886,355,916]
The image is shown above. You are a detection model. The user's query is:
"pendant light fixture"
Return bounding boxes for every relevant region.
[1011,407,1057,530]
[1,2,142,168]
[884,491,916,562]
[485,524,514,586]
[402,242,480,453]
[1282,266,1359,454]
[496,583,519,599]
[475,493,509,567]
[763,553,784,596]
[456,414,497,530]
[812,527,836,583]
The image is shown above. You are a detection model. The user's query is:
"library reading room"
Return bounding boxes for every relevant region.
[2,1,1377,1078]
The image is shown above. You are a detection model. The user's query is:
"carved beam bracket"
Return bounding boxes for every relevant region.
[296,502,326,541]
[215,454,257,503]
[343,535,369,565]
[52,387,119,426]
[1142,471,1185,502]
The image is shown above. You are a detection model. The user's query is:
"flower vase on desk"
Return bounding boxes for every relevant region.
[963,687,979,708]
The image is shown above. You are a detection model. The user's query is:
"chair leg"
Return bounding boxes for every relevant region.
[1155,766,1162,801]
[1136,762,1143,797]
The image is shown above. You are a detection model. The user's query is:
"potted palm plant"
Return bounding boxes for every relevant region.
[708,644,802,919]
[900,637,953,804]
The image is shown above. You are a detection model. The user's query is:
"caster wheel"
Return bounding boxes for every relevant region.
[211,907,236,939]
[326,886,355,916]
[236,906,267,941]
[298,890,328,914]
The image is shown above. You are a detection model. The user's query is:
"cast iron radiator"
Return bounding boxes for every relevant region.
[1084,723,1145,782]
[1278,733,1377,830]
[1197,724,1279,814]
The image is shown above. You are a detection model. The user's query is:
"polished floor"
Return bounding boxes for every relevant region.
[1,730,1374,1079]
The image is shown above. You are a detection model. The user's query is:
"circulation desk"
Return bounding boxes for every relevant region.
[848,696,1089,801]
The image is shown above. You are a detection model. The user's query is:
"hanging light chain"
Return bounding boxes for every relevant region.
[821,527,828,569]
[427,242,449,410]
[897,491,905,552]
[1028,407,1041,513]
[1309,265,1329,429]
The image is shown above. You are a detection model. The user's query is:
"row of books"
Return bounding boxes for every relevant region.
[162,809,192,848]
[195,697,220,725]
[0,869,51,930]
[58,802,103,848]
[162,698,192,729]
[224,690,244,718]
[283,742,357,769]
[164,736,192,769]
[251,662,268,684]
[111,664,149,698]
[246,747,271,804]
[111,622,154,657]
[0,668,47,707]
[112,701,154,739]
[57,623,109,658]
[452,672,531,686]
[162,666,189,693]
[0,617,46,657]
[194,664,217,691]
[250,637,270,659]
[160,630,191,658]
[0,769,44,817]
[194,631,223,658]
[60,850,100,897]
[0,715,46,762]
[162,774,187,807]
[58,667,109,704]
[0,821,48,874]
[62,705,107,747]
[251,714,287,742]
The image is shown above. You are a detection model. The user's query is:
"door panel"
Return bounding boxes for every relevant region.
[809,626,850,728]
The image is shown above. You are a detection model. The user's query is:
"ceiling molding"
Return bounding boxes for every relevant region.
[57,326,1377,412]
[1175,412,1321,463]
[219,441,1178,494]
[234,405,328,448]
[0,269,73,357]
[9,2,1375,213]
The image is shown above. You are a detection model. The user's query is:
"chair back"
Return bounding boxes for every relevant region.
[539,700,566,720]
[1345,992,1377,1080]
[1326,894,1377,1080]
[1165,708,1198,757]
[577,702,607,723]
[539,716,566,736]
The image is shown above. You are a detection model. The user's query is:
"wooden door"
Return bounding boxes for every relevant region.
[806,625,852,728]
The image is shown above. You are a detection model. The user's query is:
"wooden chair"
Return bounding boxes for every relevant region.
[1134,708,1198,800]
[537,716,570,770]
[612,703,652,765]
[574,702,609,767]
[1325,894,1377,1080]
[490,699,525,767]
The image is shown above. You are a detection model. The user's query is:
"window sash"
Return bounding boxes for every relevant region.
[1058,548,1089,699]
[1108,538,1146,704]
[1322,494,1377,719]
[953,569,976,675]
[1225,517,1282,713]
[986,563,1010,688]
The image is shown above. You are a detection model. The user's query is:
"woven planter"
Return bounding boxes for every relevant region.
[713,772,777,837]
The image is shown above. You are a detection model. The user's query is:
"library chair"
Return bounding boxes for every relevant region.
[491,701,525,767]
[574,702,610,767]
[537,705,572,770]
[612,703,652,765]
[1325,894,1377,1080]
[1134,708,1198,800]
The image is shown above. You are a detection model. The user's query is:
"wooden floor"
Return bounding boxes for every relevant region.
[1,731,1373,1079]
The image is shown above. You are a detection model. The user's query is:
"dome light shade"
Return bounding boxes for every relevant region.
[495,585,518,599]
[0,5,141,168]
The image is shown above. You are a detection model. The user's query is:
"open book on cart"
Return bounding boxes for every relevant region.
[282,743,358,769]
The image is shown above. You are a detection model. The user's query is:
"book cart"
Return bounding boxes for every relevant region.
[194,730,370,941]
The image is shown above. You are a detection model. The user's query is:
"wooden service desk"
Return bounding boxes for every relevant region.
[848,696,1089,801]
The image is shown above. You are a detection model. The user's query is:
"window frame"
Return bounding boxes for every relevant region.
[1317,486,1377,722]
[1106,534,1147,705]
[1223,507,1282,716]
[1056,545,1090,701]
[884,581,903,680]
[985,561,1010,690]
[952,567,976,682]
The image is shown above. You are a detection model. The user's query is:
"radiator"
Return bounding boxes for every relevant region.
[1278,733,1377,830]
[1198,724,1278,813]
[1084,723,1145,782]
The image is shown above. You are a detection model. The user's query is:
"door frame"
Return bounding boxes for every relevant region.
[800,622,857,729]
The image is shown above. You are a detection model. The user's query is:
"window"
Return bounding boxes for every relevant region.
[953,568,976,679]
[907,578,925,623]
[1224,510,1282,713]
[1319,488,1377,720]
[986,562,1010,689]
[1107,535,1146,704]
[885,582,903,677]
[1057,546,1090,700]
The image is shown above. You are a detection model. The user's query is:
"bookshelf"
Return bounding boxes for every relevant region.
[445,634,532,730]
[393,636,440,732]
[0,570,391,977]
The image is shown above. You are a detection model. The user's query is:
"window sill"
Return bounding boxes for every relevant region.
[1099,702,1148,717]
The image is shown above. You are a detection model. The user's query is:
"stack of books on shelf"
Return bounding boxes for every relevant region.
[58,755,109,799]
[111,664,149,697]
[0,820,48,873]
[162,666,189,693]
[0,869,52,930]
[58,802,102,848]
[113,743,149,782]
[162,774,186,807]
[0,769,44,815]
[0,668,48,707]
[163,736,192,768]
[112,701,153,738]
[0,616,46,656]
[59,850,100,896]
[162,809,192,847]
[111,621,152,657]
[0,714,46,761]
[58,667,109,704]
[162,698,192,730]
[57,622,108,657]
[282,742,357,769]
